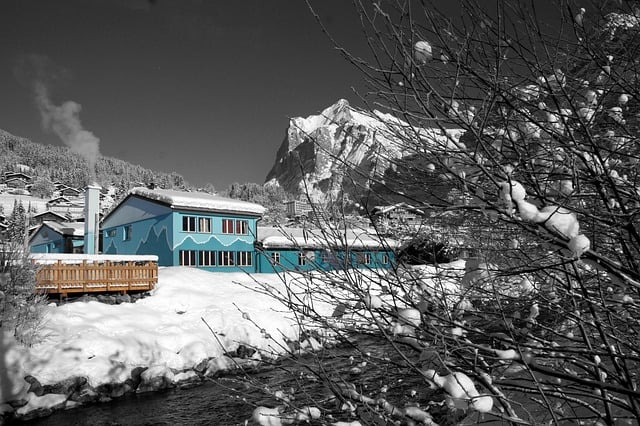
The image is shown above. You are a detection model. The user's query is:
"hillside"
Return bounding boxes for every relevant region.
[0,128,188,194]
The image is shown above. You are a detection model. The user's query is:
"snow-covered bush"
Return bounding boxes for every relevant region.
[397,233,460,265]
[249,1,640,425]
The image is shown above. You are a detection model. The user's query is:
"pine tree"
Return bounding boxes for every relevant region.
[7,200,27,244]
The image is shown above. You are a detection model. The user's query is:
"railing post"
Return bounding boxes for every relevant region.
[82,260,87,293]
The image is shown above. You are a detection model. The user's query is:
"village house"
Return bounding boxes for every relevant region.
[58,186,82,198]
[32,210,68,226]
[4,176,30,190]
[2,171,32,184]
[100,187,265,272]
[46,196,85,219]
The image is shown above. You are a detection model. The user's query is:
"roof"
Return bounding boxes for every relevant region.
[33,210,68,220]
[371,202,425,216]
[128,187,266,216]
[36,221,85,237]
[3,172,32,180]
[5,176,29,182]
[257,226,399,250]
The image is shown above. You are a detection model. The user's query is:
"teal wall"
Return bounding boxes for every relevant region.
[29,227,84,254]
[103,213,174,265]
[256,248,395,273]
[172,212,259,272]
[102,195,260,271]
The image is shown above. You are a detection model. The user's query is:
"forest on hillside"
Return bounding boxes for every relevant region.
[0,129,291,223]
[0,129,187,192]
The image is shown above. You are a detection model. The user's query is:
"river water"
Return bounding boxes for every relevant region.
[12,336,442,426]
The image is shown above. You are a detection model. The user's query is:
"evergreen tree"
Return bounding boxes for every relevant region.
[7,200,27,244]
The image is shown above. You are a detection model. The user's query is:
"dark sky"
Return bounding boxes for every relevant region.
[1,1,566,189]
[0,0,369,189]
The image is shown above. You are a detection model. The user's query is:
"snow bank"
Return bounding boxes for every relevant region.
[1,267,302,417]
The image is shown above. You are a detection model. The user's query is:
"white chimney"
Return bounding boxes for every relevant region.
[84,184,101,254]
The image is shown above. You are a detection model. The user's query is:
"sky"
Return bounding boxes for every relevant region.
[0,0,371,189]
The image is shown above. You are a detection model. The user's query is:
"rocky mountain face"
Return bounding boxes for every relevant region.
[265,99,461,206]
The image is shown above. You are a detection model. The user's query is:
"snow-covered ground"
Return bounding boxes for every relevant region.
[1,267,335,418]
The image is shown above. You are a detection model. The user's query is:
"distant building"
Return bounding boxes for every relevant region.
[46,196,85,220]
[5,177,29,189]
[370,203,426,233]
[2,172,32,183]
[59,186,82,197]
[284,199,314,219]
[32,210,68,225]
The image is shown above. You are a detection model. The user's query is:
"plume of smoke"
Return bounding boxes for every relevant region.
[15,54,101,180]
[33,82,100,179]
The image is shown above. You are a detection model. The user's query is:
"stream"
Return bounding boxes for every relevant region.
[11,335,445,426]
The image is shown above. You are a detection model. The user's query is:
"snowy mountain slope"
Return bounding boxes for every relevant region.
[265,99,461,204]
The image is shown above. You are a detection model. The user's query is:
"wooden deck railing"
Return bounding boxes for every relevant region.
[32,257,158,295]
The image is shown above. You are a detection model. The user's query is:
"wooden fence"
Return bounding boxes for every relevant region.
[34,259,158,296]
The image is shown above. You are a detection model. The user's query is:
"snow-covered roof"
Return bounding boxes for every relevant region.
[371,203,425,216]
[29,253,159,264]
[257,226,399,250]
[40,221,85,237]
[33,210,67,219]
[129,187,266,216]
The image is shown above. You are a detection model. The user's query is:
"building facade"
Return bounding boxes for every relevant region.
[255,227,397,273]
[29,221,85,254]
[29,187,398,274]
[101,187,265,272]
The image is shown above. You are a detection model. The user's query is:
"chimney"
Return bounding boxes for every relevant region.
[84,184,101,254]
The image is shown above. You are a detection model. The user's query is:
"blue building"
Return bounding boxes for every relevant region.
[101,187,265,272]
[29,187,397,274]
[29,221,85,254]
[255,226,397,273]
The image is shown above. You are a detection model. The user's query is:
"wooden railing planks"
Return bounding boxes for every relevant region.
[34,260,158,295]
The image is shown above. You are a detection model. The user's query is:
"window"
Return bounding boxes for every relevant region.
[382,253,390,265]
[298,251,313,266]
[179,250,197,266]
[199,250,216,266]
[182,216,197,232]
[235,220,249,235]
[237,251,253,267]
[198,217,211,233]
[270,252,281,265]
[357,252,372,265]
[105,229,117,238]
[219,251,235,266]
[123,225,132,241]
[222,219,234,234]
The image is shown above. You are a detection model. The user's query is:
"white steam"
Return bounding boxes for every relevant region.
[34,82,100,177]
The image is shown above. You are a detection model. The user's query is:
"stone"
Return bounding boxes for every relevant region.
[236,344,256,359]
[193,358,210,375]
[23,375,43,397]
[43,376,87,396]
[70,387,98,404]
[129,366,147,389]
[116,293,131,304]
